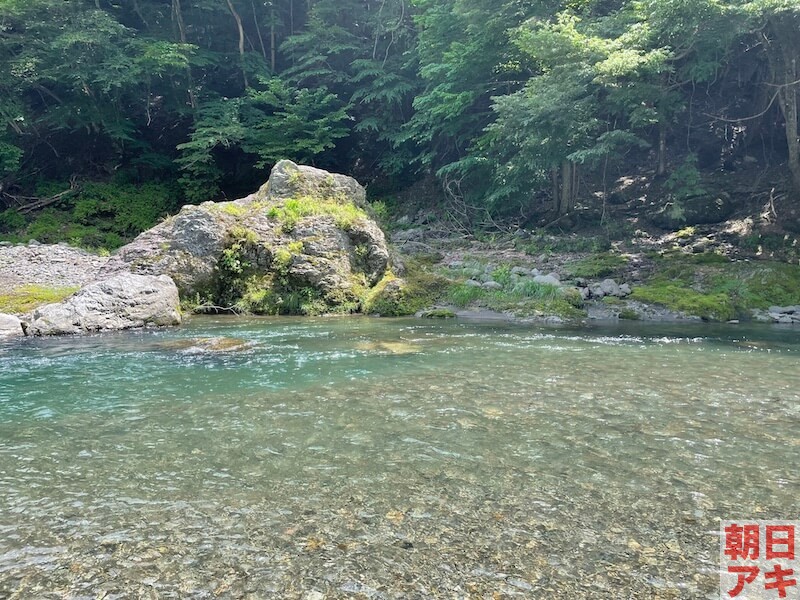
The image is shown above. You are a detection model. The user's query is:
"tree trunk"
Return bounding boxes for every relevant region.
[551,166,559,210]
[227,0,249,87]
[172,0,187,43]
[252,0,268,62]
[559,160,573,215]
[270,4,277,72]
[657,123,667,176]
[172,0,196,108]
[769,17,800,196]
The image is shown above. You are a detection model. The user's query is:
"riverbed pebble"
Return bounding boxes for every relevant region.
[0,243,109,291]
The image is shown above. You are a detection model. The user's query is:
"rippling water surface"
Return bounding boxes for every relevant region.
[0,316,798,599]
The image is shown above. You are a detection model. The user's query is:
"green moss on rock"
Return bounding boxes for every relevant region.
[0,285,80,315]
[631,255,800,321]
[565,253,628,278]
[364,264,447,317]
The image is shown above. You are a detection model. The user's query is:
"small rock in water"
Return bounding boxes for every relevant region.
[508,577,533,591]
[355,341,421,354]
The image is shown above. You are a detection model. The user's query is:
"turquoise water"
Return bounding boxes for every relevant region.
[0,316,798,598]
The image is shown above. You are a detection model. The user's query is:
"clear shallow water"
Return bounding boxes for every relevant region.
[0,316,798,599]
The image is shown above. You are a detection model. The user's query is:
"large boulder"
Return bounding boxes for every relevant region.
[23,274,181,336]
[0,313,23,338]
[650,193,734,229]
[100,160,390,315]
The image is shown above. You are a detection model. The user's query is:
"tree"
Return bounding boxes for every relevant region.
[745,1,800,195]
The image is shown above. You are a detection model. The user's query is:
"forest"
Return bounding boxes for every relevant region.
[1,0,799,248]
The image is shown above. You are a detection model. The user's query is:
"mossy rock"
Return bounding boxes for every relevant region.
[628,255,800,321]
[650,193,734,229]
[104,161,391,317]
[364,266,447,317]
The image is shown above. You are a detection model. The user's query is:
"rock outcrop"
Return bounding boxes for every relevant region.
[752,305,800,324]
[101,160,390,315]
[651,193,734,229]
[23,274,181,336]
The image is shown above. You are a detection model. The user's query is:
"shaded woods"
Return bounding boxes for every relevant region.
[1,0,799,244]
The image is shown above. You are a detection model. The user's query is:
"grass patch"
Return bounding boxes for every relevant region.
[565,253,628,278]
[446,279,585,319]
[266,195,367,231]
[213,202,249,218]
[0,285,80,314]
[618,308,640,320]
[674,226,697,239]
[516,232,612,256]
[630,255,800,320]
[630,283,735,321]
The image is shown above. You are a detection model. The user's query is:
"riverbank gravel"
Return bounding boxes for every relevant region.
[0,241,108,290]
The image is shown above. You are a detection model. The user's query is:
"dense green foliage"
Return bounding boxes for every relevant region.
[1,0,800,241]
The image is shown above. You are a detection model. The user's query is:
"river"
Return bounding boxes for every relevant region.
[0,316,798,598]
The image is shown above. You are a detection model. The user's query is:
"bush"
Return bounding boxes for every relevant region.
[1,180,181,250]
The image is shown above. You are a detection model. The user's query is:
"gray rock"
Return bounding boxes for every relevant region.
[265,159,366,207]
[465,279,483,287]
[100,161,390,313]
[24,274,181,336]
[619,283,632,296]
[533,274,560,287]
[588,283,605,299]
[0,313,23,338]
[599,278,622,297]
[391,228,425,243]
[511,266,531,276]
[482,281,503,290]
[769,305,800,314]
[531,268,541,277]
[751,309,772,323]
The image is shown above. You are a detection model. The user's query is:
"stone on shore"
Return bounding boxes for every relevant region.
[0,313,23,338]
[24,273,181,336]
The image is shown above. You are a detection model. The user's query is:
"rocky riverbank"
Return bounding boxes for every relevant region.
[0,161,394,337]
[3,162,800,338]
[0,241,109,290]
